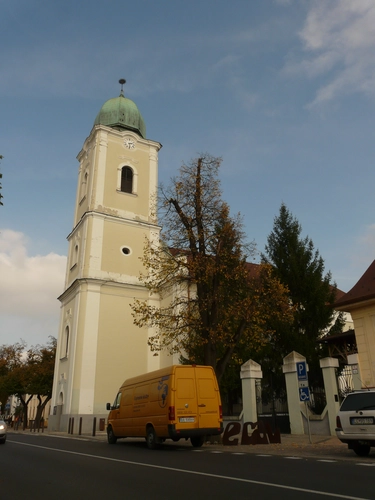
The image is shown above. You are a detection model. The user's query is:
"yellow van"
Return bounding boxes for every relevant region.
[106,364,223,449]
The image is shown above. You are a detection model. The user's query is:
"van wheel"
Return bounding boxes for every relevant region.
[107,426,117,444]
[353,444,371,456]
[191,436,204,448]
[146,427,159,450]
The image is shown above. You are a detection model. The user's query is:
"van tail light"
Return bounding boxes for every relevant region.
[336,416,342,430]
[219,405,223,420]
[168,406,175,421]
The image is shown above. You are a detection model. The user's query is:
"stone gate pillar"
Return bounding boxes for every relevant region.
[320,357,340,436]
[240,359,262,423]
[283,351,306,435]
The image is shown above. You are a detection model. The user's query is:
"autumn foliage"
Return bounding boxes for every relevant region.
[132,155,293,382]
[0,337,56,429]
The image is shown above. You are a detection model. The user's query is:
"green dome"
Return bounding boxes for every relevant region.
[94,93,146,138]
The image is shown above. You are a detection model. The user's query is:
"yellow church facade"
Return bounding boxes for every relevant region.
[49,84,175,432]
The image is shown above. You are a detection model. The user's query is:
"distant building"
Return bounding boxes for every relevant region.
[2,395,50,428]
[3,395,19,418]
[28,395,51,427]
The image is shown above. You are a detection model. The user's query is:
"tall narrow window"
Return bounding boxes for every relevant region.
[74,244,78,265]
[121,166,133,193]
[63,326,70,358]
[80,171,88,201]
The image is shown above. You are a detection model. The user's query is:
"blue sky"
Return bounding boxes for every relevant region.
[1,0,374,347]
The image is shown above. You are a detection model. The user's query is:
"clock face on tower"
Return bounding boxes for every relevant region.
[124,138,135,149]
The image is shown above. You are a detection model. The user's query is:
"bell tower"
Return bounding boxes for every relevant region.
[50,81,162,432]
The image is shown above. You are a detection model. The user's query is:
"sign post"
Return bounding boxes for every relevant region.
[296,361,312,444]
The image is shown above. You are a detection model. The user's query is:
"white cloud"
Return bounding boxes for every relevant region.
[0,230,66,345]
[284,0,375,107]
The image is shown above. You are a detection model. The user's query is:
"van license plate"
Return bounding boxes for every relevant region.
[350,417,374,425]
[179,417,195,423]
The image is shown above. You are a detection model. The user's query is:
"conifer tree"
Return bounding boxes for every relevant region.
[262,203,338,386]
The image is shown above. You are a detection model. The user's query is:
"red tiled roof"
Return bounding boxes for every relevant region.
[245,261,261,278]
[334,260,375,309]
[168,248,346,300]
[334,288,346,302]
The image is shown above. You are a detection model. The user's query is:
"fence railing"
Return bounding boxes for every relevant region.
[337,365,354,401]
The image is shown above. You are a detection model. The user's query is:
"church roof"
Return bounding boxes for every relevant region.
[334,260,375,309]
[94,84,146,138]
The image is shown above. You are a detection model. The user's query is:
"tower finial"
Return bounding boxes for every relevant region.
[119,78,126,96]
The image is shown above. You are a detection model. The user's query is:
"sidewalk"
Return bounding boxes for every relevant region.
[10,428,360,460]
[219,433,352,459]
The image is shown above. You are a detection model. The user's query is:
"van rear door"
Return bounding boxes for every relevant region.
[195,367,221,429]
[174,367,199,428]
[174,366,221,431]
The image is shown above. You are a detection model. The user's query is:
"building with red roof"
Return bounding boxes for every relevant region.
[334,260,375,388]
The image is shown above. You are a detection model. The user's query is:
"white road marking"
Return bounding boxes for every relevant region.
[9,440,369,500]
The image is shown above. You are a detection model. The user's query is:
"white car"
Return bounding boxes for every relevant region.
[0,420,7,444]
[336,390,375,456]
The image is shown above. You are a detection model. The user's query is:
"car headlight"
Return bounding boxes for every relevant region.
[0,425,5,430]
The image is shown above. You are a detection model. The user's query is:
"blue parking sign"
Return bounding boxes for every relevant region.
[299,386,310,402]
[296,361,307,380]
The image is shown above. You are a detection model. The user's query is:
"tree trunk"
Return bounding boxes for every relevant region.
[20,400,28,430]
[215,319,247,383]
[18,394,33,430]
[34,395,51,429]
[203,340,217,372]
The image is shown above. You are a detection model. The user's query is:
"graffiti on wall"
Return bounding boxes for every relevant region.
[222,420,281,446]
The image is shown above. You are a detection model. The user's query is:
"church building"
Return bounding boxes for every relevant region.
[49,81,172,432]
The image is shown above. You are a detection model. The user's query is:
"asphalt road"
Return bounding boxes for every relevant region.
[1,433,375,500]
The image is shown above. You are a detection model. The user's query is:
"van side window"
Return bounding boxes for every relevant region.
[123,389,133,406]
[134,384,149,402]
[113,392,121,409]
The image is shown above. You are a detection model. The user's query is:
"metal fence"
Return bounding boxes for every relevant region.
[337,365,354,402]
[308,386,326,415]
[256,379,290,433]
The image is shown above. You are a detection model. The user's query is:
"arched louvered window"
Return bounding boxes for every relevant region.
[121,166,133,193]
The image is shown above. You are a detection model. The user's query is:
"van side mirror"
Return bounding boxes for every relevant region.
[106,403,111,411]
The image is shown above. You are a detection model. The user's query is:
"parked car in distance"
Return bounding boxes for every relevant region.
[336,389,375,456]
[0,420,7,444]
